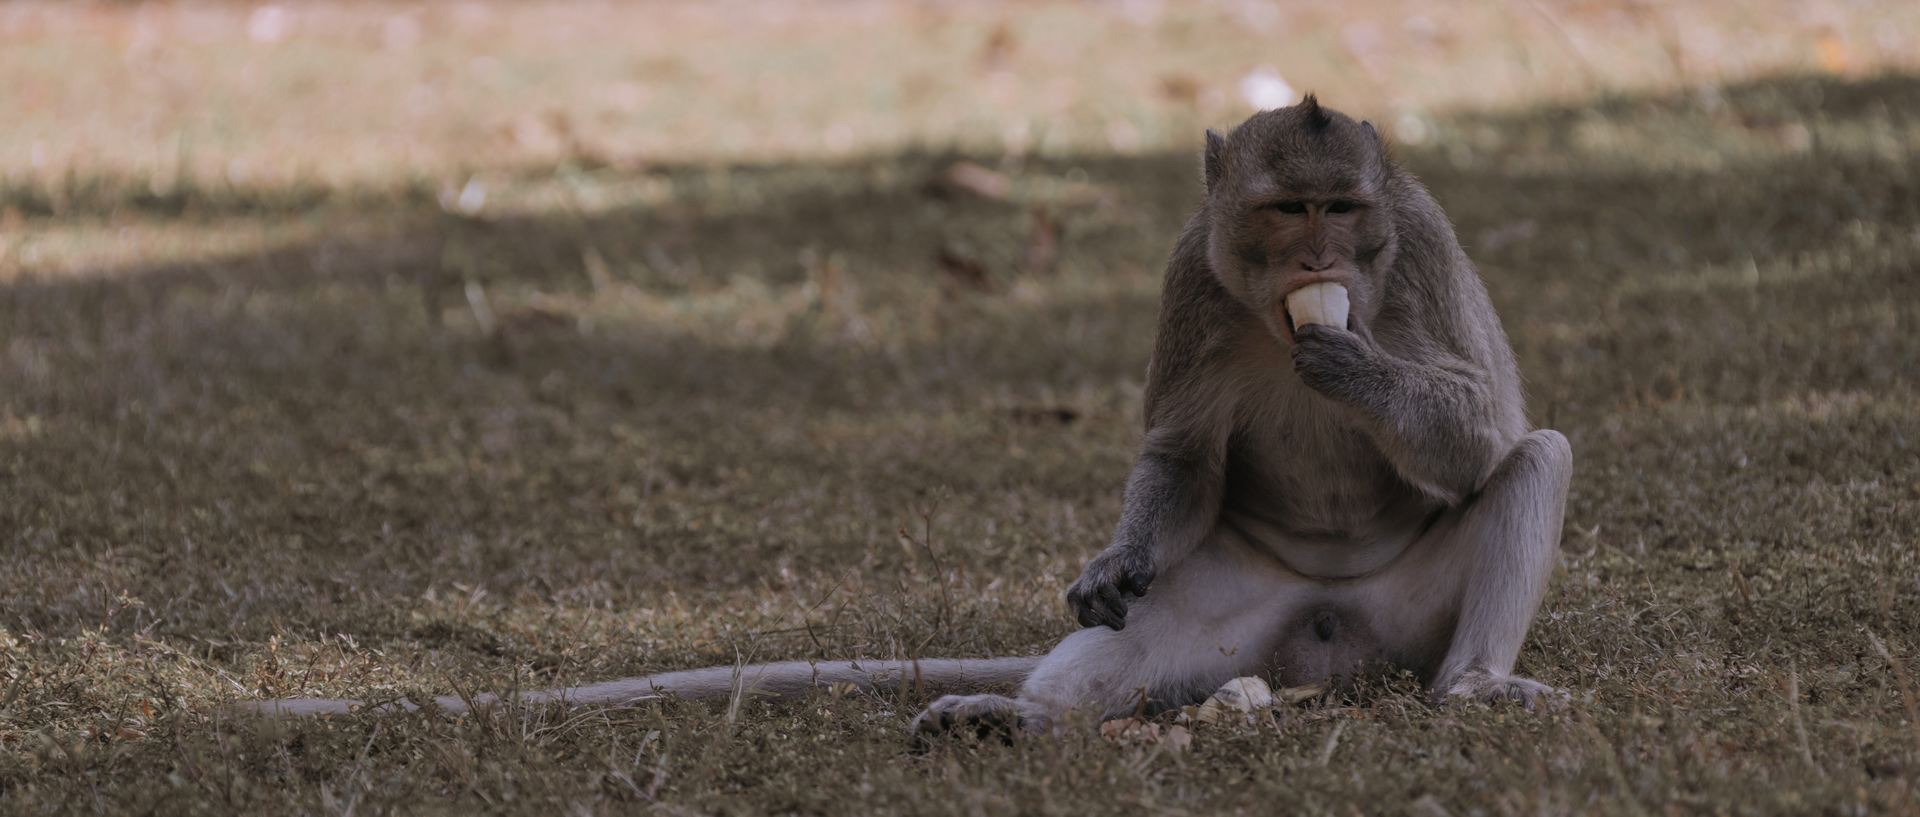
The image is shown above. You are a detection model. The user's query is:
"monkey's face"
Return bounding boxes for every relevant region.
[1202,104,1393,347]
[1211,182,1387,347]
[1247,198,1374,338]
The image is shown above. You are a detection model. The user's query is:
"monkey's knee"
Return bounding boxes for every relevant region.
[1524,429,1572,475]
[1475,430,1572,536]
[1492,430,1571,483]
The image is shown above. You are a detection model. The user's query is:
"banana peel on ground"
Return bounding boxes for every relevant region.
[1178,677,1325,726]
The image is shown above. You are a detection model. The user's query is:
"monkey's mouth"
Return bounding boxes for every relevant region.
[1280,282,1350,339]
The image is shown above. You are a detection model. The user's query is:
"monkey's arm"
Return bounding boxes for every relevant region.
[1290,322,1508,504]
[1067,407,1231,630]
[1067,216,1240,630]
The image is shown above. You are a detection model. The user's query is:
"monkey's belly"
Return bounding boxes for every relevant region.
[1219,510,1415,579]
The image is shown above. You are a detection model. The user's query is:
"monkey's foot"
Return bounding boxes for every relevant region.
[1441,671,1568,710]
[912,694,1044,744]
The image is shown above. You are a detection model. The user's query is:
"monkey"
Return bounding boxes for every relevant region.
[248,97,1571,738]
[915,94,1570,737]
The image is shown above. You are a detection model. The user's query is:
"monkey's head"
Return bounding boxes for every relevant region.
[1200,94,1395,346]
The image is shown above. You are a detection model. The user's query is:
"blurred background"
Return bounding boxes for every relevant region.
[4,0,1918,275]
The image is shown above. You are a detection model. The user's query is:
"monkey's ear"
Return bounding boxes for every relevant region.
[1203,129,1226,194]
[1361,120,1379,141]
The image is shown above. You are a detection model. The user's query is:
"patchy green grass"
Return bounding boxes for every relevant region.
[1,74,1918,815]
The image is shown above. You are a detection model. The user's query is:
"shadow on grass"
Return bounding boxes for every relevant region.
[0,73,1913,646]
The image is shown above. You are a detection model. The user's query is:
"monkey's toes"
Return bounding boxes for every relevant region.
[1443,672,1567,710]
[913,694,1029,744]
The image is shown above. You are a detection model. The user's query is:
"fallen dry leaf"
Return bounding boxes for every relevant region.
[939,162,1012,201]
[1099,718,1192,750]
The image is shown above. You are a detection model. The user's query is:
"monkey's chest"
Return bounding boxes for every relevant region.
[1223,456,1412,532]
[1217,432,1439,576]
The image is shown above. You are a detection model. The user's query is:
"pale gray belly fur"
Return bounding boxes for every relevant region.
[1220,509,1417,578]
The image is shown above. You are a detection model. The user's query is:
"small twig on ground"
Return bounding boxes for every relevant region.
[726,642,761,726]
[1577,705,1648,817]
[1728,560,1754,604]
[338,722,384,817]
[1787,659,1826,779]
[803,563,862,654]
[1867,632,1920,752]
[898,493,953,630]
[1317,720,1345,767]
[0,666,29,715]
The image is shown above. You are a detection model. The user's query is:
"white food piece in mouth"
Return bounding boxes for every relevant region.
[1285,282,1350,330]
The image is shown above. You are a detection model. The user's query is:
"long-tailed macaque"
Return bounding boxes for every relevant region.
[251,98,1572,738]
[916,95,1569,736]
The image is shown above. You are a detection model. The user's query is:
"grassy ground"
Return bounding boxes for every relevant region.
[2,4,1919,816]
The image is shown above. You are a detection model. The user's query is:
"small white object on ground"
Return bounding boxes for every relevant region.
[1181,676,1326,725]
[1181,676,1272,725]
[1239,65,1297,111]
[1285,282,1350,331]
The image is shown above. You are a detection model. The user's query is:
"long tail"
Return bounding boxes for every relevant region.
[241,657,1042,717]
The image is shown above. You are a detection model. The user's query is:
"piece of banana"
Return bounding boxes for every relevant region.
[1178,676,1326,725]
[1179,677,1272,725]
[1285,282,1350,330]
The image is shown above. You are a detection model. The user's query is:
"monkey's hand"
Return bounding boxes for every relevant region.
[1290,322,1386,404]
[1066,547,1155,630]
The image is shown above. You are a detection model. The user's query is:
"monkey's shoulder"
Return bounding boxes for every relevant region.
[1142,255,1252,420]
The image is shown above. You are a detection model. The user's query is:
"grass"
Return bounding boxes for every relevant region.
[1,3,1918,814]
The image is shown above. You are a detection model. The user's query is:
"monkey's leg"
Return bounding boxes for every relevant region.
[915,531,1310,738]
[1365,429,1572,706]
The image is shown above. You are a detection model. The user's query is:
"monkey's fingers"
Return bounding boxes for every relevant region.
[1070,583,1131,630]
[1067,585,1099,627]
[1092,584,1131,630]
[1289,322,1351,344]
[1070,593,1115,629]
[1289,324,1371,396]
[1068,592,1097,628]
[1116,570,1154,596]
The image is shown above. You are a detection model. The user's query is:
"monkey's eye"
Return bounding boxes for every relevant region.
[1269,201,1308,214]
[1326,201,1355,214]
